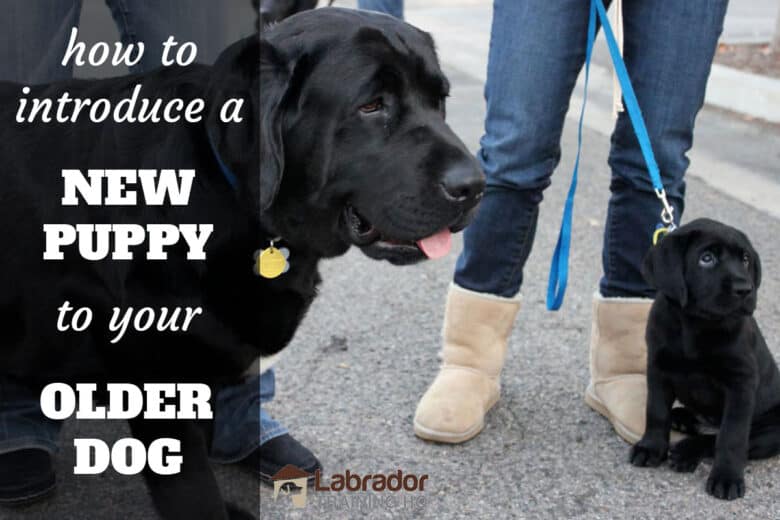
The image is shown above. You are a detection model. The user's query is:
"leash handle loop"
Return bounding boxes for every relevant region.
[546,0,670,310]
[545,0,597,311]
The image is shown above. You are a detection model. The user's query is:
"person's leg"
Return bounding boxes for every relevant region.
[260,374,288,447]
[104,0,229,72]
[0,377,61,505]
[210,374,266,465]
[357,0,404,19]
[415,0,592,443]
[0,2,82,505]
[602,0,728,298]
[0,0,83,84]
[586,0,728,444]
[210,369,289,463]
[211,370,320,483]
[454,0,595,298]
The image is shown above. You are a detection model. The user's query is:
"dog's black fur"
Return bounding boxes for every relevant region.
[0,7,481,519]
[630,218,780,500]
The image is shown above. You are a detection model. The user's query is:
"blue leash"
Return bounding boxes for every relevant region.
[546,0,675,311]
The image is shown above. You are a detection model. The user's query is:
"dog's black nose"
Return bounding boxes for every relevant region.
[732,280,753,298]
[441,162,485,207]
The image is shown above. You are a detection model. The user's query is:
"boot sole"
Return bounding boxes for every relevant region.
[584,384,641,444]
[585,384,687,445]
[413,395,499,444]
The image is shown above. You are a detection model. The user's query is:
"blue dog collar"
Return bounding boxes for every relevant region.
[207,133,239,191]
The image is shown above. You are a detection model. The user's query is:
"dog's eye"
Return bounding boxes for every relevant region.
[359,99,383,114]
[699,251,717,268]
[742,252,750,267]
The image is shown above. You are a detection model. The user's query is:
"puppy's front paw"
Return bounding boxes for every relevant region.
[706,471,745,500]
[669,439,703,473]
[629,441,668,467]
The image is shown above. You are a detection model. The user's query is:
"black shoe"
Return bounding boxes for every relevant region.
[240,434,321,485]
[0,449,56,507]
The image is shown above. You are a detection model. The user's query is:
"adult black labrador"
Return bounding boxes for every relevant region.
[630,219,780,500]
[0,7,482,520]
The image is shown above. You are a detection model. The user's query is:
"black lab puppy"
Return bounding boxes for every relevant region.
[630,218,780,500]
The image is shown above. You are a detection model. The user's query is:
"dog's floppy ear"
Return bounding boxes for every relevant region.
[258,38,291,211]
[207,35,292,212]
[641,229,693,307]
[206,36,261,190]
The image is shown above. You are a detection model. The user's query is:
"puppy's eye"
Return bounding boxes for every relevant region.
[742,252,750,267]
[699,251,717,268]
[359,99,383,114]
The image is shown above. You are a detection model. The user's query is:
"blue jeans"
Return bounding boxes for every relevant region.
[357,0,404,19]
[455,0,728,298]
[0,0,273,460]
[211,370,288,463]
[0,371,286,459]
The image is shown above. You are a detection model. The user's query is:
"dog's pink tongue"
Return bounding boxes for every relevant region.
[416,229,452,259]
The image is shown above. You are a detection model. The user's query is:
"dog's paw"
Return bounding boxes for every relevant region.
[706,471,745,501]
[629,441,668,467]
[670,407,699,435]
[669,439,703,473]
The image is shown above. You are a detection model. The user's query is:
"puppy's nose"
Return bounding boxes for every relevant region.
[441,162,485,208]
[732,280,753,298]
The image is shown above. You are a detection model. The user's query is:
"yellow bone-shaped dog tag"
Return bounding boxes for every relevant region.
[258,247,287,279]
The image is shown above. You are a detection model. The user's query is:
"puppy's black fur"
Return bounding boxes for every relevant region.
[0,8,481,519]
[630,218,780,500]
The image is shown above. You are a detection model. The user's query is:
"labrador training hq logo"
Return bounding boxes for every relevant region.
[271,465,429,513]
[271,464,312,508]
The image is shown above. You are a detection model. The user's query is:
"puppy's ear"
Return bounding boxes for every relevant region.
[747,240,762,289]
[641,230,692,307]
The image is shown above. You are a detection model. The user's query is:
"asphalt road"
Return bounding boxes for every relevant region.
[261,2,780,519]
[3,1,780,519]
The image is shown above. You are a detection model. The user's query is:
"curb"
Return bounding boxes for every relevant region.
[706,64,780,124]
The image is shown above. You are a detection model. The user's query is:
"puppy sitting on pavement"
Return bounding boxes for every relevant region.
[629,218,780,500]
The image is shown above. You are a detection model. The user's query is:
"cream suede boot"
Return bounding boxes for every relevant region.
[584,292,652,444]
[414,283,521,443]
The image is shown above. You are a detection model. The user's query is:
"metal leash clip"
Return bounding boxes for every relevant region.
[652,189,677,245]
[655,188,676,230]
